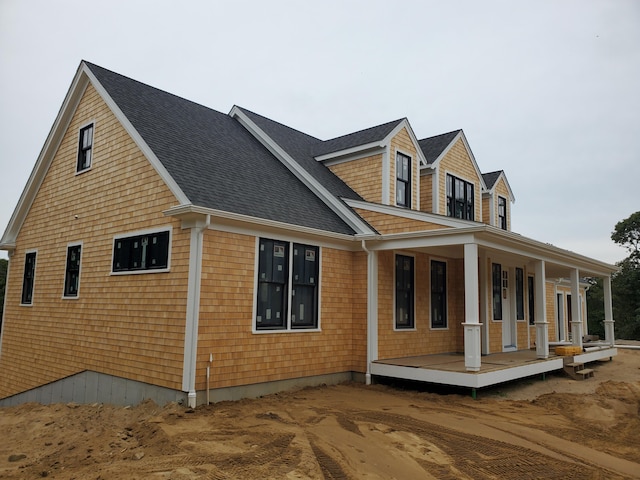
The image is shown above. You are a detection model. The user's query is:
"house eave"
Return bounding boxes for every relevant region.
[163,204,357,245]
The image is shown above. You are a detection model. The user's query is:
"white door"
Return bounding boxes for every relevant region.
[501,269,516,351]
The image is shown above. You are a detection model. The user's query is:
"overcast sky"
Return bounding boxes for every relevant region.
[1,0,639,263]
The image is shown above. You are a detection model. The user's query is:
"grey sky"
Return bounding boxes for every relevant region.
[1,0,638,263]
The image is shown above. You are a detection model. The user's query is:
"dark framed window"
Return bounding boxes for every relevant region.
[528,276,535,325]
[64,244,82,297]
[515,267,524,320]
[430,260,447,328]
[492,263,502,320]
[21,251,37,305]
[77,123,94,172]
[256,239,320,331]
[395,254,414,329]
[446,174,474,220]
[498,196,507,230]
[396,152,411,208]
[291,244,319,328]
[113,230,170,273]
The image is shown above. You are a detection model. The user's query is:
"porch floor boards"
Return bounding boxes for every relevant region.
[374,349,552,374]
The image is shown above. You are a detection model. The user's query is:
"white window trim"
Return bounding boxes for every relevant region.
[62,241,83,299]
[393,251,417,332]
[429,256,449,330]
[110,225,172,275]
[75,120,96,175]
[252,236,322,334]
[20,248,38,307]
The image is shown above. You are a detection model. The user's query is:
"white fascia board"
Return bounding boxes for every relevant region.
[498,171,516,203]
[383,119,428,167]
[163,204,357,247]
[83,64,190,205]
[345,198,475,229]
[0,64,90,247]
[315,141,386,163]
[228,107,374,235]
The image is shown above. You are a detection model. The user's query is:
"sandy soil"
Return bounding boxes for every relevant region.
[1,349,639,479]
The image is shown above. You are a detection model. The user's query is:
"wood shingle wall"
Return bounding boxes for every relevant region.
[0,85,189,398]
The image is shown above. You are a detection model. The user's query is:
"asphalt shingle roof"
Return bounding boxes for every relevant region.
[418,130,461,164]
[235,108,362,201]
[482,171,503,190]
[313,119,405,157]
[85,62,356,235]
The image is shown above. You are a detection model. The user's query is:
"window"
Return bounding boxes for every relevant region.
[396,152,411,208]
[492,263,502,320]
[395,254,414,329]
[77,123,94,172]
[498,196,507,230]
[256,238,320,331]
[21,251,37,305]
[528,276,535,325]
[112,230,170,273]
[446,174,474,220]
[64,244,82,297]
[430,260,447,328]
[515,267,524,320]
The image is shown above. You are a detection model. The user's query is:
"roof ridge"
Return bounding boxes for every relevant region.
[232,106,322,142]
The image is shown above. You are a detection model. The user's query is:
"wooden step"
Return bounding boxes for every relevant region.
[576,368,594,379]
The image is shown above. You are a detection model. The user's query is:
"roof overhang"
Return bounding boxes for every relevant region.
[358,224,617,278]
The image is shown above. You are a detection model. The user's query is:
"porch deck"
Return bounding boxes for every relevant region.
[371,347,617,390]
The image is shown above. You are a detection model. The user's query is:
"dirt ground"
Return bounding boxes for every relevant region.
[1,349,639,480]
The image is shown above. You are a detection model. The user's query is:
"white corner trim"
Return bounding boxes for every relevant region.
[229,107,374,236]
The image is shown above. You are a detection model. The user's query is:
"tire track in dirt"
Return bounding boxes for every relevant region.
[343,409,633,479]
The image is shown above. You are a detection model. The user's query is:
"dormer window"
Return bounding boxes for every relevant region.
[396,152,411,208]
[498,196,507,230]
[76,123,94,173]
[446,174,474,220]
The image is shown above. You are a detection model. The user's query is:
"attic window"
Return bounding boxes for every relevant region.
[396,152,411,208]
[76,123,94,173]
[446,174,474,221]
[498,196,507,230]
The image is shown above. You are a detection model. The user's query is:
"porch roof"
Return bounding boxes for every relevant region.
[357,224,617,278]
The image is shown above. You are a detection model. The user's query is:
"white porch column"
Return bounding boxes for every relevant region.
[570,269,583,347]
[534,260,549,359]
[479,251,490,355]
[463,243,481,372]
[364,246,379,384]
[603,275,615,346]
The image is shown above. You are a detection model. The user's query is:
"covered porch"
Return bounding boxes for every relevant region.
[371,346,618,392]
[360,225,618,386]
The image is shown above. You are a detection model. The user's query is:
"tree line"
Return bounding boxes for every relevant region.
[587,211,640,340]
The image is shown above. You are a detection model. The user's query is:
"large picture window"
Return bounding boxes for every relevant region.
[77,123,94,173]
[396,152,411,208]
[395,254,414,329]
[63,244,82,297]
[446,174,474,220]
[492,263,502,320]
[113,230,170,273]
[431,260,447,328]
[256,238,320,331]
[21,251,37,305]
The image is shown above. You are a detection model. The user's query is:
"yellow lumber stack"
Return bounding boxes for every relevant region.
[555,345,583,356]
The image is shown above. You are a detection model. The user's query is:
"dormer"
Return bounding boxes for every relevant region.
[418,130,485,222]
[315,119,427,210]
[482,170,515,230]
